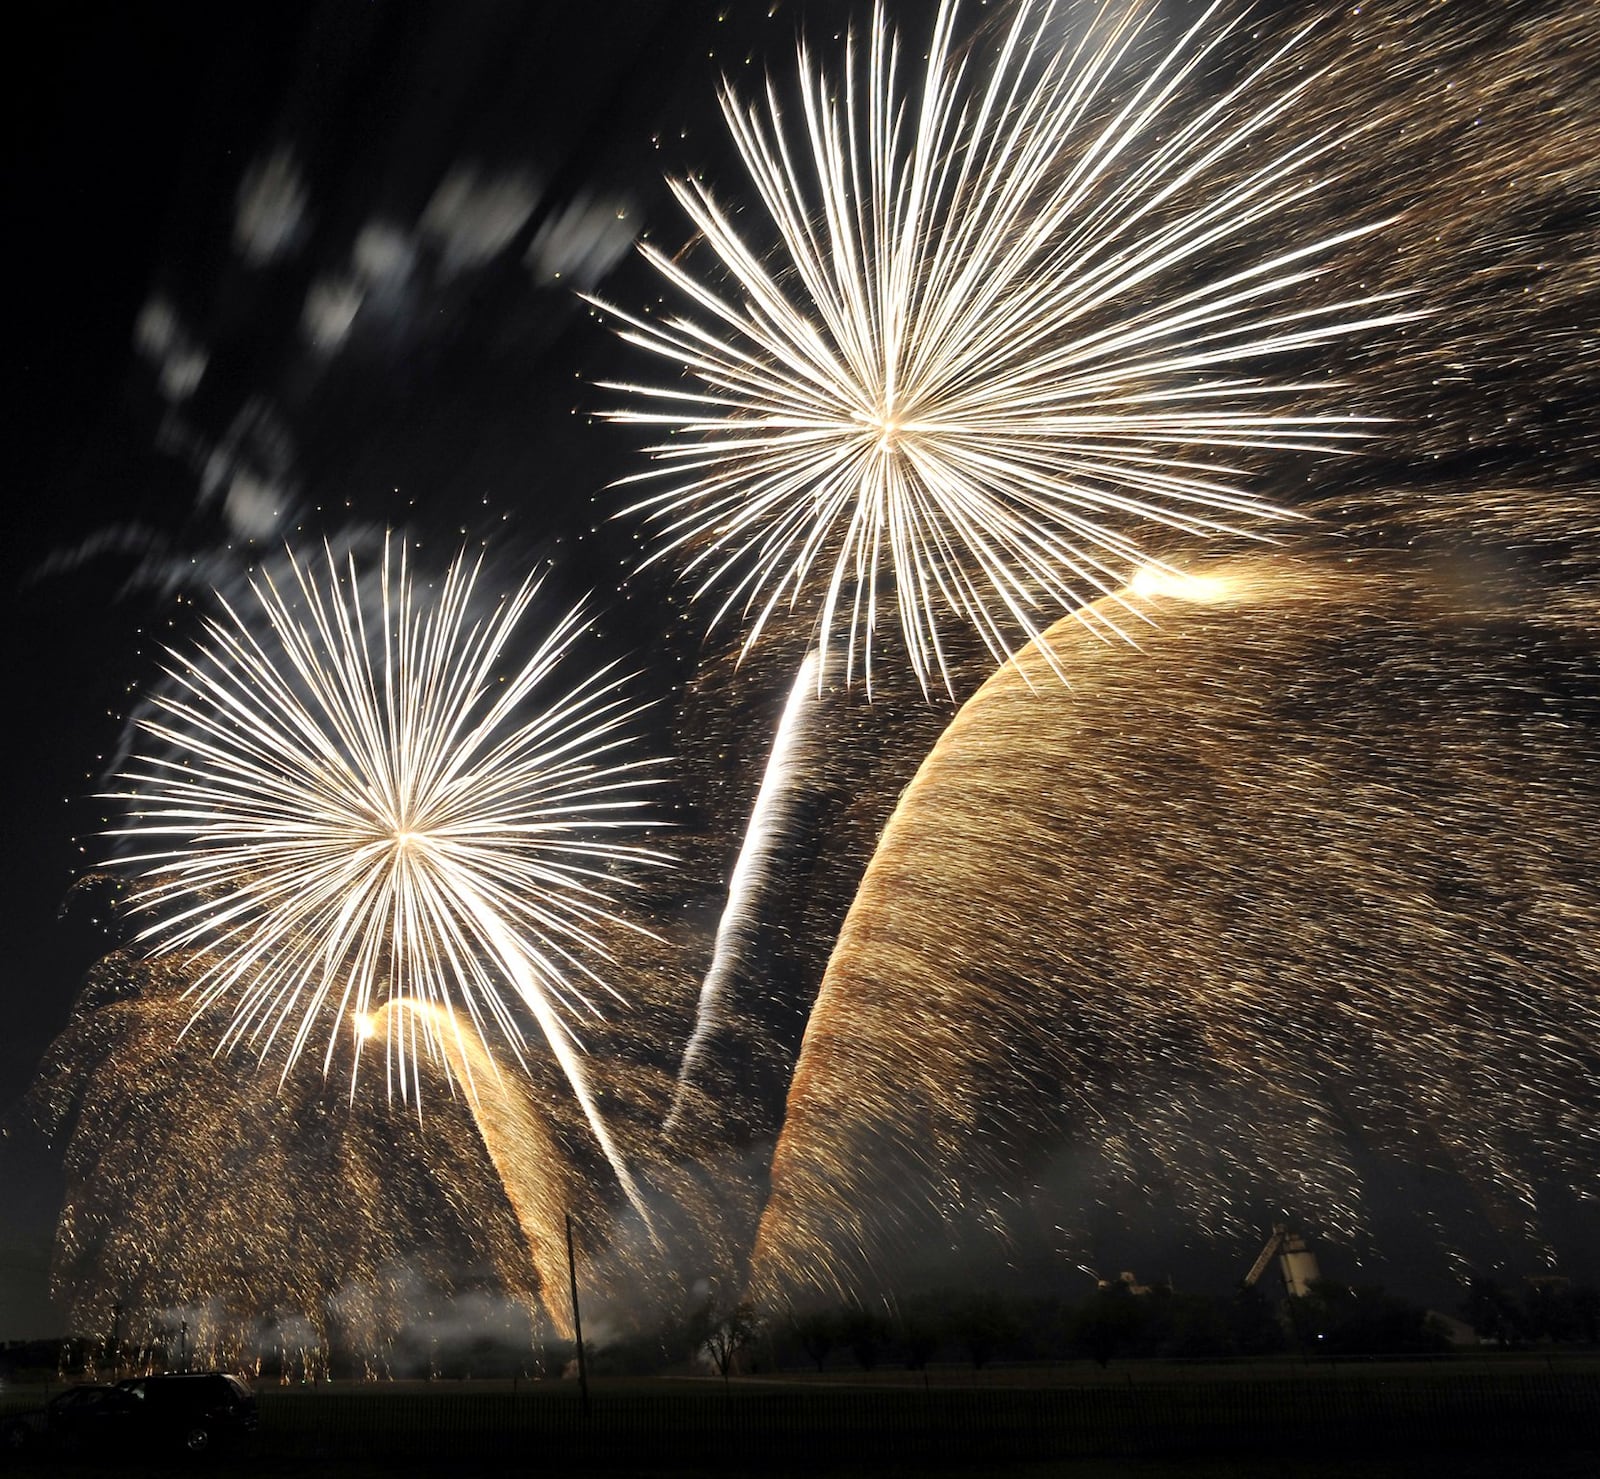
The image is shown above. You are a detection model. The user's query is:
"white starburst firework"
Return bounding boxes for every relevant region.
[596,0,1412,695]
[108,537,666,1218]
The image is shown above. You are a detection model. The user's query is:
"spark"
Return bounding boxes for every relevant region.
[595,0,1412,696]
[107,536,667,1223]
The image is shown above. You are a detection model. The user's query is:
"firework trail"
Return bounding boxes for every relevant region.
[666,650,821,1137]
[106,536,666,1224]
[596,0,1411,695]
[749,548,1600,1303]
[365,999,578,1337]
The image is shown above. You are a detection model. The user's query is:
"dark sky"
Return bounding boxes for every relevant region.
[3,0,864,1341]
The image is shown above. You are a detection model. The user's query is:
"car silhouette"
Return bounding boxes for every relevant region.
[2,1382,132,1458]
[2,1371,256,1460]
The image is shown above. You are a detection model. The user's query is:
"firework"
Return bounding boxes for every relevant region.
[34,0,1600,1337]
[27,952,550,1377]
[666,650,820,1136]
[107,537,665,1221]
[750,548,1600,1303]
[597,0,1410,695]
[365,999,579,1336]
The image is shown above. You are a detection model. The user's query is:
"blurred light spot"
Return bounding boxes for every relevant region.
[235,147,309,265]
[420,164,539,279]
[302,274,364,354]
[1130,565,1232,603]
[526,192,637,289]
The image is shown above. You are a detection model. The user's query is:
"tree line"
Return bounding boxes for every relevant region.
[659,1274,1600,1379]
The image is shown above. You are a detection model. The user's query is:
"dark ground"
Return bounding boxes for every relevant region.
[3,1361,1596,1477]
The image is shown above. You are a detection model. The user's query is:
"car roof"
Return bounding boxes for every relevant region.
[118,1371,230,1382]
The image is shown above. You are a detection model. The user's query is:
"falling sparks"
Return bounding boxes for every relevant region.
[596,0,1412,695]
[753,552,1600,1303]
[368,998,580,1333]
[28,953,553,1377]
[106,537,667,1221]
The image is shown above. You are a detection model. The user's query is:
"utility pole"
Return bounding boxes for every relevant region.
[565,1213,589,1413]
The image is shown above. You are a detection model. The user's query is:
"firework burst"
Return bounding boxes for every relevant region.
[597,0,1413,695]
[107,537,666,1219]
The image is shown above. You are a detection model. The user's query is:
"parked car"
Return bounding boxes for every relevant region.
[1,1372,256,1460]
[114,1372,258,1456]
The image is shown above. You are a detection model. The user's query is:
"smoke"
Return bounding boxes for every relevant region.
[234,147,309,266]
[526,192,637,289]
[132,297,207,403]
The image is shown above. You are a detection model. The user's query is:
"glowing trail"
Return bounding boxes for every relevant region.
[665,651,821,1137]
[367,999,578,1336]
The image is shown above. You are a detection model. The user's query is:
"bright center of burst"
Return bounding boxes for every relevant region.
[856,403,912,453]
[385,826,430,869]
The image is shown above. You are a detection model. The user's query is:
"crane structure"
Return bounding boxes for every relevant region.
[1244,1223,1322,1299]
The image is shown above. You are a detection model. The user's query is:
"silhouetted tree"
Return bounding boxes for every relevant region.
[790,1308,839,1373]
[1569,1285,1600,1345]
[839,1303,891,1371]
[895,1299,944,1373]
[1522,1280,1581,1344]
[1227,1286,1286,1356]
[1290,1282,1448,1355]
[696,1299,759,1389]
[1010,1295,1069,1361]
[1070,1283,1142,1368]
[949,1290,1019,1369]
[1164,1292,1231,1358]
[1463,1276,1526,1349]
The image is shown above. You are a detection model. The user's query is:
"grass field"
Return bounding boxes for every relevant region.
[3,1357,1596,1475]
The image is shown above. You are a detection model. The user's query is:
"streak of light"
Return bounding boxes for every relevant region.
[665,650,821,1136]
